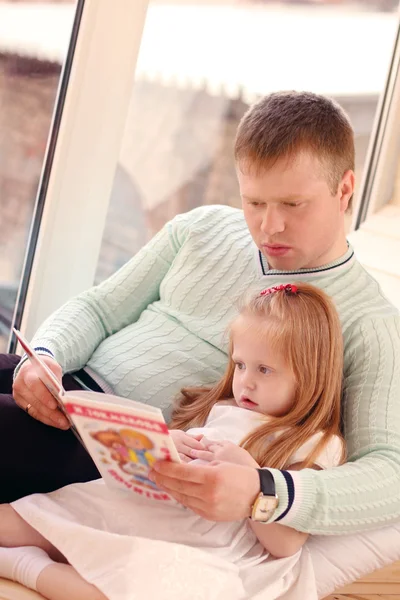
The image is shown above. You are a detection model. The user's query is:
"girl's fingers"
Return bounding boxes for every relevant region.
[189,449,215,462]
[189,434,205,442]
[182,436,206,450]
[201,437,223,449]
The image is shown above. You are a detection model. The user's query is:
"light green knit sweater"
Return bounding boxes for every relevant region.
[26,205,400,535]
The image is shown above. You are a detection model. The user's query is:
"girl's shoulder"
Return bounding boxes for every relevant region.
[289,432,343,470]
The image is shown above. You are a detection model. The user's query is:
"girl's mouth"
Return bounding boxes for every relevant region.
[240,396,258,409]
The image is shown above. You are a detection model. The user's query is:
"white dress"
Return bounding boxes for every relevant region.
[12,403,342,600]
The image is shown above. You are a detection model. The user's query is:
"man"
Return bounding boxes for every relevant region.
[2,91,400,595]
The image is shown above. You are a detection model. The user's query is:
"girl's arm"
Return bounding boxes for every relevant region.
[249,520,308,559]
[248,463,320,558]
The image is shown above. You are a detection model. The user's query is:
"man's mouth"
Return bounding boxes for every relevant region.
[262,243,291,257]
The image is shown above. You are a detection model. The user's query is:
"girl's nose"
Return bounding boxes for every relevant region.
[244,376,256,391]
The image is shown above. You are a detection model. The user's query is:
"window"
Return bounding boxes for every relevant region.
[0,0,77,351]
[95,0,399,283]
[9,0,399,342]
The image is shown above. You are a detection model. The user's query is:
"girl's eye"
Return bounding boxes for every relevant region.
[235,362,245,370]
[259,366,271,375]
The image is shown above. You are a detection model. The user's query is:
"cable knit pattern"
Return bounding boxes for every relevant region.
[23,205,400,535]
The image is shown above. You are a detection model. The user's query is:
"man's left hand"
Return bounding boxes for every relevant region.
[149,460,260,521]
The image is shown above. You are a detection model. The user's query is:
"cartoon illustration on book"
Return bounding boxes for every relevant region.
[90,427,158,490]
[119,429,156,468]
[90,430,130,470]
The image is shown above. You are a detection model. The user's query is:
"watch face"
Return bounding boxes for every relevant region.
[251,493,278,523]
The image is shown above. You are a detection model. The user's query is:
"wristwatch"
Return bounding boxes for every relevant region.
[250,469,278,523]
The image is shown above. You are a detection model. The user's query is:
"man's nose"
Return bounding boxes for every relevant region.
[261,206,285,236]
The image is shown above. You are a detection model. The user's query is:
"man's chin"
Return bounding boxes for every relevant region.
[264,255,301,272]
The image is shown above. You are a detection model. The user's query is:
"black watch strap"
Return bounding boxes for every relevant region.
[275,470,295,522]
[256,468,276,497]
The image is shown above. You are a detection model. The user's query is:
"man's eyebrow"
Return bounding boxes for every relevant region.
[242,195,305,203]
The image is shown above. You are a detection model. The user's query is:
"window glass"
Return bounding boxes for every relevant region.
[96,1,399,282]
[0,0,77,351]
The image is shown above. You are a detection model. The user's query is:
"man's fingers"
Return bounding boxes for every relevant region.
[13,375,57,412]
[31,406,70,429]
[167,491,208,514]
[15,389,69,429]
[151,460,210,484]
[150,468,207,499]
[13,358,69,428]
[15,356,63,411]
[23,370,58,410]
[21,403,69,429]
[178,453,192,463]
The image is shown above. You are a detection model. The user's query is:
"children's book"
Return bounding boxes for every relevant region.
[14,328,180,501]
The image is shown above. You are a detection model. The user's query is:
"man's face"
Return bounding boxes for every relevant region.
[238,152,354,271]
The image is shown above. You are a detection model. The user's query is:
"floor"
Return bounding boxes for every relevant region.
[2,563,400,600]
[324,560,400,598]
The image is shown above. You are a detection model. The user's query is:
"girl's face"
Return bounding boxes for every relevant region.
[231,314,297,417]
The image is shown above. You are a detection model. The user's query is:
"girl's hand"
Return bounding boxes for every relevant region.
[190,439,259,468]
[169,429,206,463]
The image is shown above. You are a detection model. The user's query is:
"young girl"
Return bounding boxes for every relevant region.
[0,282,345,600]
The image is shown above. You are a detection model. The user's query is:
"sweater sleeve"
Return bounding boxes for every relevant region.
[17,212,193,375]
[269,313,400,534]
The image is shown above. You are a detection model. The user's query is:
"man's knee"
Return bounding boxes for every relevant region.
[0,353,21,394]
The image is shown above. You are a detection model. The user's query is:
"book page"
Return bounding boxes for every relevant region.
[65,395,180,501]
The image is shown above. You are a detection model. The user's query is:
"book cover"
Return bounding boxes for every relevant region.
[14,329,180,500]
[64,392,180,501]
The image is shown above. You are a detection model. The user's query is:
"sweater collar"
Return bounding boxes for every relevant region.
[258,243,355,279]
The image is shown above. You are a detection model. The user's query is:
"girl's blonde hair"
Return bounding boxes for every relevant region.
[169,282,346,469]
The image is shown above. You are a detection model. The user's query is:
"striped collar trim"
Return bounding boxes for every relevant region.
[258,244,355,278]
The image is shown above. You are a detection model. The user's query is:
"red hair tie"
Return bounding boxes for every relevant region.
[259,284,298,297]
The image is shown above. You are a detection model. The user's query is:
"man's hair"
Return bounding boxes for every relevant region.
[234,91,355,209]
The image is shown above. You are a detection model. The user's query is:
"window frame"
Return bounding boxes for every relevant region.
[353,16,400,229]
[9,0,149,351]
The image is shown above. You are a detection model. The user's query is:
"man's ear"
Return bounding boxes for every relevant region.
[339,170,355,213]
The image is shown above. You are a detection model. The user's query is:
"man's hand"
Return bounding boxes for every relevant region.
[149,460,260,521]
[190,439,259,468]
[12,357,69,429]
[169,429,206,463]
